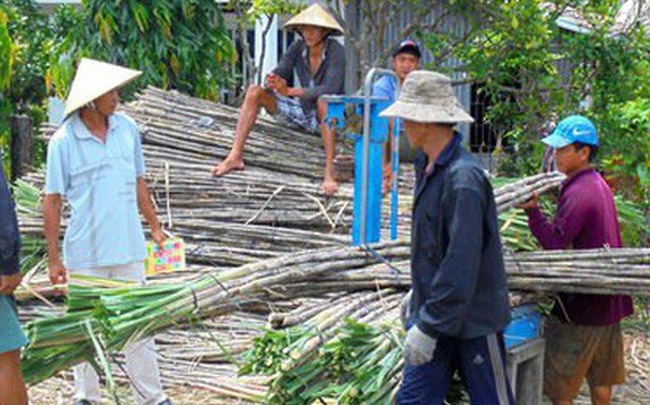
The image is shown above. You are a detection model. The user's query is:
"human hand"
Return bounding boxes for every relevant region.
[515,191,540,211]
[48,257,67,285]
[403,325,437,366]
[152,227,167,248]
[266,73,281,90]
[0,273,23,295]
[265,73,276,88]
[272,76,289,96]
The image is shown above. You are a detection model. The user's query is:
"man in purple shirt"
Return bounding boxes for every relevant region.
[517,115,633,405]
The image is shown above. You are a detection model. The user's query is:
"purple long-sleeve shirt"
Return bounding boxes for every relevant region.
[526,168,633,326]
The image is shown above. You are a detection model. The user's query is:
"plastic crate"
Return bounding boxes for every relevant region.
[504,304,541,349]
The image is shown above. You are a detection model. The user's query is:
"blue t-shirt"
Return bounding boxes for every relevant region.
[372,75,403,133]
[45,112,147,270]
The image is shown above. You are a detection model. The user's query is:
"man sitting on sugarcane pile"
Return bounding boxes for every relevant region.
[211,4,346,196]
[43,59,172,405]
[383,71,515,404]
[517,115,633,405]
[0,152,28,405]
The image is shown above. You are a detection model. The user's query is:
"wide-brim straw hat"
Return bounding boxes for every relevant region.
[380,71,474,124]
[283,4,344,36]
[63,58,142,117]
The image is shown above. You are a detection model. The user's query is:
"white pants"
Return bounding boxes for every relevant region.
[71,262,167,405]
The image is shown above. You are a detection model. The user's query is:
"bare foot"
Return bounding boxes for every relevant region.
[211,156,245,176]
[322,176,339,196]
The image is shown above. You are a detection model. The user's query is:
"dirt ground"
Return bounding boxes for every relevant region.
[27,328,649,405]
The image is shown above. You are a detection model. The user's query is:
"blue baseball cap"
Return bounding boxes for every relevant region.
[541,115,599,148]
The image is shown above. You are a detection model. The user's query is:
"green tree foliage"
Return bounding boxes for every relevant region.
[0,8,14,90]
[0,0,61,171]
[49,0,235,101]
[226,0,304,91]
[0,6,13,172]
[565,29,650,205]
[420,0,650,202]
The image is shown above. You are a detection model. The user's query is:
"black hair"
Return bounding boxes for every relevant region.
[573,142,598,162]
[393,48,421,59]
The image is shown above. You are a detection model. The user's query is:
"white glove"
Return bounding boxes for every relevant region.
[400,290,412,327]
[403,325,437,366]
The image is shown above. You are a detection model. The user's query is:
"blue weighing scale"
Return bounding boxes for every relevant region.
[323,68,401,246]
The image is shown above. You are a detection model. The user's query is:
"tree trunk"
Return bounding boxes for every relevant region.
[10,115,33,181]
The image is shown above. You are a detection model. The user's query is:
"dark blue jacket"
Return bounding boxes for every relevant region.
[0,163,20,276]
[408,134,510,339]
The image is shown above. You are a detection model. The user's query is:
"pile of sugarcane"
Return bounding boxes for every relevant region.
[17,167,354,269]
[29,86,359,271]
[127,87,334,179]
[16,86,650,404]
[27,87,573,268]
[15,166,566,272]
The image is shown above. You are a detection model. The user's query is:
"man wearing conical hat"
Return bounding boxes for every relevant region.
[43,58,171,405]
[211,3,346,196]
[383,71,514,404]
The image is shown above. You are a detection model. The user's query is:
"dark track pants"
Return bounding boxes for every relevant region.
[396,332,515,405]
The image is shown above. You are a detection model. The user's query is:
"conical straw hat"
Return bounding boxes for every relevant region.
[283,4,344,36]
[63,58,142,117]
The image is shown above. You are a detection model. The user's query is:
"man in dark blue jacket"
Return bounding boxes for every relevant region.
[0,156,29,405]
[381,71,513,404]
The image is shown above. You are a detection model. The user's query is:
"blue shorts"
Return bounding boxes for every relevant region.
[0,294,28,354]
[396,331,515,405]
[273,93,319,134]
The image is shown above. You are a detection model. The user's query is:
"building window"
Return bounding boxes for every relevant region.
[469,83,500,153]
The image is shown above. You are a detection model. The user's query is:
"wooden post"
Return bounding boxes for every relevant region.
[10,115,33,182]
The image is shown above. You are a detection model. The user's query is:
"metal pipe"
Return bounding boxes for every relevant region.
[389,80,402,240]
[361,68,400,244]
[390,118,400,240]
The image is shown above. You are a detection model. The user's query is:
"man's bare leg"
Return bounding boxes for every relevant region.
[0,350,28,405]
[318,98,338,196]
[590,385,613,405]
[211,85,278,176]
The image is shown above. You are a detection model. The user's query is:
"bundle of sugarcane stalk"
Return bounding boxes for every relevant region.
[241,290,536,405]
[494,172,565,213]
[18,86,650,404]
[505,247,650,295]
[240,288,403,404]
[21,241,410,384]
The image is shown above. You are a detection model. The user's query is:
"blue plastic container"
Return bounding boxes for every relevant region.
[504,304,541,349]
